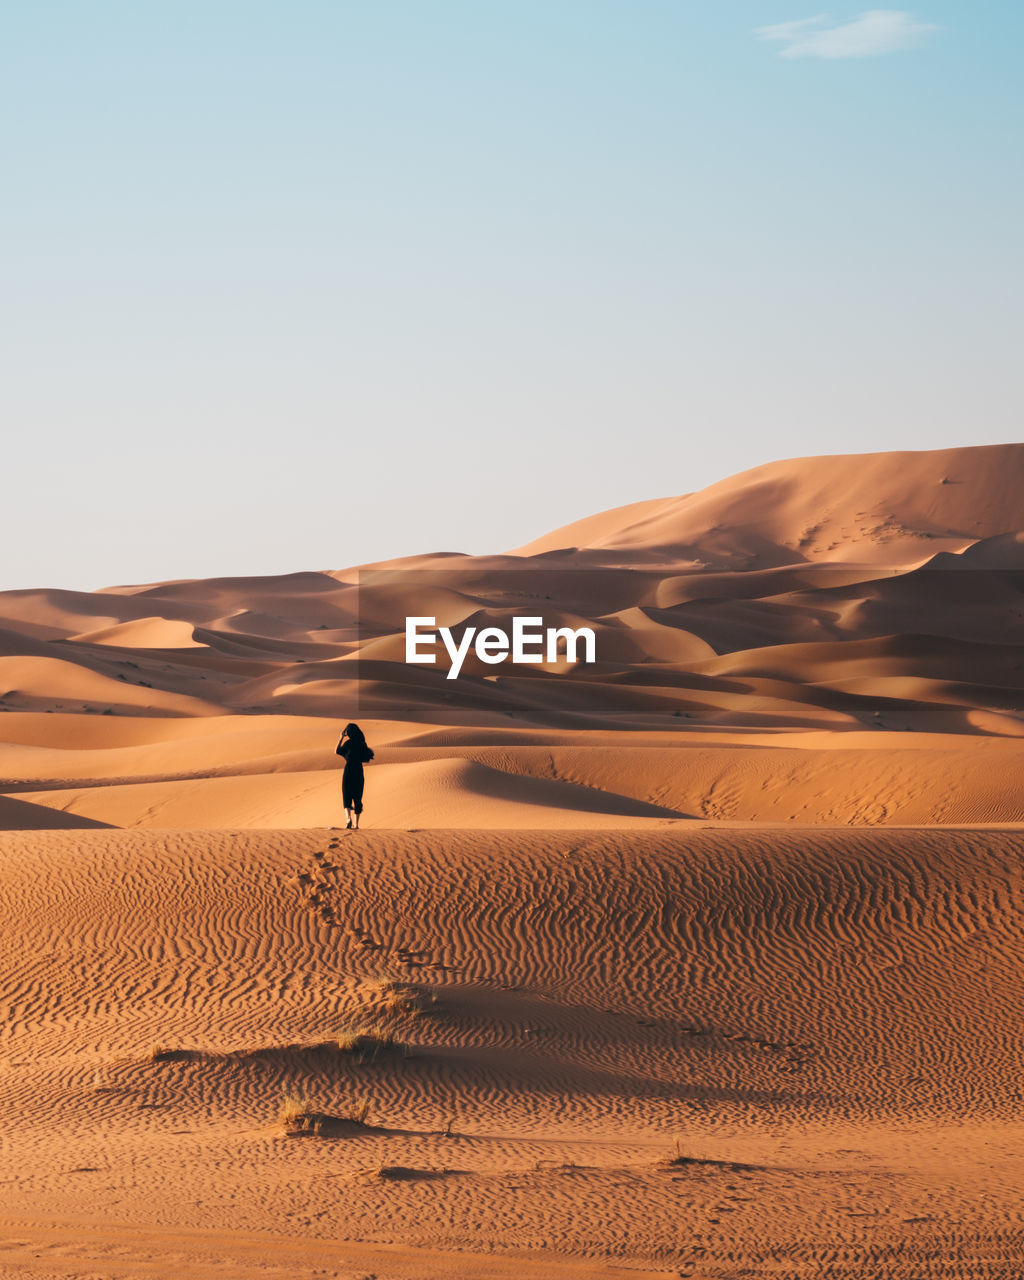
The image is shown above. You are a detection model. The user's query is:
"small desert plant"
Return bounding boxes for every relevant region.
[147,1045,195,1064]
[148,1044,197,1064]
[278,1089,373,1136]
[335,1028,362,1052]
[370,975,439,1017]
[334,1022,399,1061]
[279,1090,315,1132]
[360,1163,415,1181]
[347,1095,371,1125]
[666,1137,714,1167]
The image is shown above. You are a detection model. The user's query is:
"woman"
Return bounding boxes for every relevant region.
[336,722,374,829]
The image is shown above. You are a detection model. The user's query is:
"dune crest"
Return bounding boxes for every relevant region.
[512,443,1024,566]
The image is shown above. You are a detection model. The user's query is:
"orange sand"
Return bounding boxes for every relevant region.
[2,443,1024,1277]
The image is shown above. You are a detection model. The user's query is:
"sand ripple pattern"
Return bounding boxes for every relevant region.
[2,826,1024,1276]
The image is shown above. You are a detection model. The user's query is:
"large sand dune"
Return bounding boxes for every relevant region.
[3,443,1024,1275]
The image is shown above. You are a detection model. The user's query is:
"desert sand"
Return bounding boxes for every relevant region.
[2,443,1024,1277]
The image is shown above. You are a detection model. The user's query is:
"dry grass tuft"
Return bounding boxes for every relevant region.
[666,1137,701,1167]
[334,1023,401,1062]
[369,974,439,1017]
[663,1140,757,1172]
[147,1045,196,1064]
[347,1095,371,1125]
[356,1164,418,1182]
[279,1090,316,1133]
[278,1089,375,1137]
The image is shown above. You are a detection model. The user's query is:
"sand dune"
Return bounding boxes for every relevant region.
[2,827,1023,1277]
[12,733,1024,829]
[69,616,207,648]
[3,445,1024,741]
[3,443,1024,1275]
[14,757,686,829]
[513,443,1024,566]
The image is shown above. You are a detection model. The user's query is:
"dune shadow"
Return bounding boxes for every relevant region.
[0,794,114,830]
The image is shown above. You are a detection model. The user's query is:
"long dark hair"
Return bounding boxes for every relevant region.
[343,722,366,745]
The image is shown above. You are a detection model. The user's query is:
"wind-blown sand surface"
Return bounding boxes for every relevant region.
[3,444,1024,1276]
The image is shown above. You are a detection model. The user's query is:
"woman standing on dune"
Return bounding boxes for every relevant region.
[336,722,374,829]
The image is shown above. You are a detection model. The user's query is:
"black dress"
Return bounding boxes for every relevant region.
[338,739,374,814]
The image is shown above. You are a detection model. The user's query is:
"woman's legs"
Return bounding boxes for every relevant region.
[343,774,364,829]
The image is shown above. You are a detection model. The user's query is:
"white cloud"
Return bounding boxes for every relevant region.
[755,10,938,59]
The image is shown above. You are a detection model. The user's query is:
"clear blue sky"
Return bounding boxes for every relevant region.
[1,2,1021,589]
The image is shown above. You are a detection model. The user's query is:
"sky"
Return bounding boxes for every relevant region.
[1,2,1021,590]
